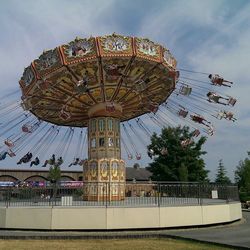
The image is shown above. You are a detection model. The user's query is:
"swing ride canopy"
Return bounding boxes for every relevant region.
[19,33,177,127]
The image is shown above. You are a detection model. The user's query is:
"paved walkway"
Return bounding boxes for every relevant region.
[0,210,249,249]
[165,210,250,249]
[0,197,228,207]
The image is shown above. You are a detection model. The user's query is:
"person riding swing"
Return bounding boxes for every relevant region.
[207,92,229,105]
[17,152,32,165]
[208,74,233,87]
[41,154,55,167]
[190,114,211,127]
[30,157,40,167]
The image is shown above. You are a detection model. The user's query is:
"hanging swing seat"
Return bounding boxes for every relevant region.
[4,140,14,148]
[8,150,16,157]
[215,111,224,120]
[128,154,133,160]
[179,85,192,96]
[192,129,200,137]
[22,124,32,133]
[9,152,15,157]
[224,111,236,121]
[136,153,141,160]
[178,109,188,118]
[206,126,215,136]
[228,97,237,106]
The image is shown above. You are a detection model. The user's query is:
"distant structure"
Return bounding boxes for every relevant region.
[0,166,152,183]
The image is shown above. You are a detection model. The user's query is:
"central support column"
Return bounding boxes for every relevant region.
[83,102,125,201]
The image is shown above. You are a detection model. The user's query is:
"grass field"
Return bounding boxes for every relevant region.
[0,238,234,250]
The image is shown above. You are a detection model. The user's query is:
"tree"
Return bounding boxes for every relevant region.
[147,126,209,182]
[48,165,61,200]
[48,165,61,184]
[215,159,231,184]
[179,162,188,182]
[235,155,250,201]
[235,158,250,190]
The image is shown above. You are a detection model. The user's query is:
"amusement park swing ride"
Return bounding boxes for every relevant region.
[0,33,237,200]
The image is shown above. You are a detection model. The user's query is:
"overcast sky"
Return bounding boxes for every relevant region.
[0,0,249,181]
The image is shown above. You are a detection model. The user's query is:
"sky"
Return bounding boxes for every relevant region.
[0,0,250,181]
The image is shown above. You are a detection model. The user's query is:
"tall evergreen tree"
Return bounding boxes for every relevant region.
[147,126,209,182]
[215,159,231,184]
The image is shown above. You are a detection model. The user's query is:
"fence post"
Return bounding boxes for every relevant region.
[5,188,10,208]
[106,182,108,208]
[157,183,161,207]
[198,183,203,206]
[226,185,229,203]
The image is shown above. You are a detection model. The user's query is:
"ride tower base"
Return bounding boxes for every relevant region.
[82,159,125,201]
[83,104,125,201]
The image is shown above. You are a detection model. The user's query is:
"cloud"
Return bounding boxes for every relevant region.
[0,0,119,88]
[0,0,249,180]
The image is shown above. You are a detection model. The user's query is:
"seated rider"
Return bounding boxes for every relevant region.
[48,154,56,165]
[207,92,229,105]
[30,157,40,167]
[0,151,10,161]
[55,156,63,167]
[73,158,80,165]
[27,152,32,162]
[208,74,233,87]
[17,152,32,164]
[190,114,211,127]
[76,75,90,93]
[41,154,55,168]
[178,108,188,118]
[147,149,154,159]
[222,111,237,122]
[68,158,80,167]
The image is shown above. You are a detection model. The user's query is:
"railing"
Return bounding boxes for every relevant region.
[0,182,239,208]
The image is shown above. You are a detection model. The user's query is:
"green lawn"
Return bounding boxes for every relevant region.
[0,238,235,250]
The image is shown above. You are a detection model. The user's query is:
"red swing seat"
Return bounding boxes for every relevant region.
[22,125,32,133]
[136,153,141,160]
